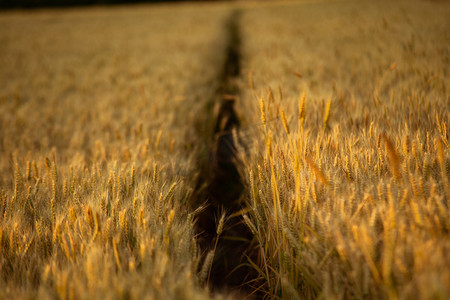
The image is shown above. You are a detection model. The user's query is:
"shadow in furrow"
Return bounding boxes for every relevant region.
[190,11,260,297]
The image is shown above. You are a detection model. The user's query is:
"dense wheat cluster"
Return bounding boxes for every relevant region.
[237,0,449,299]
[0,4,231,299]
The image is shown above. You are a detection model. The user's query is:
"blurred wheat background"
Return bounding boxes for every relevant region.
[0,4,232,299]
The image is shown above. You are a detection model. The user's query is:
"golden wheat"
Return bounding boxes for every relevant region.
[236,0,450,298]
[0,3,233,299]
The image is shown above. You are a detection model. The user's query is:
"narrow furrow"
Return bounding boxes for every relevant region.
[190,11,259,297]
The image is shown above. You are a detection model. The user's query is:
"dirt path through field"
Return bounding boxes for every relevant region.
[190,10,259,298]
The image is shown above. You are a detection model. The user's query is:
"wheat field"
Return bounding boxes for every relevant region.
[236,0,449,299]
[0,3,232,299]
[0,0,449,299]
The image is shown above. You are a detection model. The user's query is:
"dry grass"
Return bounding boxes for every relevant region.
[236,0,449,299]
[0,3,232,299]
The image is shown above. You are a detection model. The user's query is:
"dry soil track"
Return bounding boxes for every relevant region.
[189,10,260,298]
